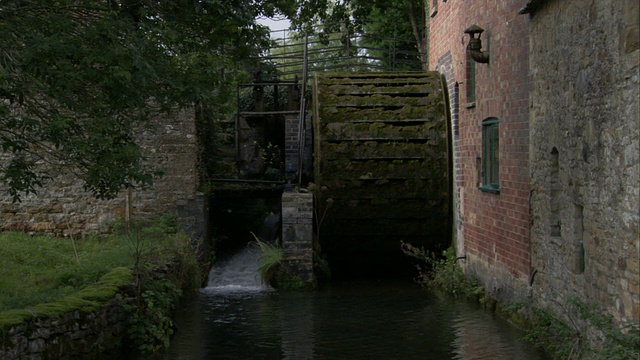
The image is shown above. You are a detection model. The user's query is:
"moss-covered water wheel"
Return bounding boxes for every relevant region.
[313,72,451,279]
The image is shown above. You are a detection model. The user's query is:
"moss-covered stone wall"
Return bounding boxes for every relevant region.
[313,72,451,278]
[0,267,133,359]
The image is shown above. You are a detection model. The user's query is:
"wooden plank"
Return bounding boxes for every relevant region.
[312,71,450,256]
[321,121,440,141]
[318,180,448,200]
[320,104,445,124]
[319,72,432,78]
[318,94,440,107]
[319,106,443,122]
[239,110,299,116]
[321,218,433,237]
[321,159,438,180]
[320,84,438,96]
[348,119,430,123]
[325,199,439,219]
[319,141,444,160]
[318,74,439,85]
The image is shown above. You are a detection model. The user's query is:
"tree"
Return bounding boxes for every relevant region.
[267,29,377,77]
[361,1,426,71]
[0,0,295,201]
[291,0,427,70]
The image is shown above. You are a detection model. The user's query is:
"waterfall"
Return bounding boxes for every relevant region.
[202,245,270,294]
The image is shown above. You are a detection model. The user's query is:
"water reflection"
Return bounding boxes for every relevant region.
[280,293,314,359]
[450,303,540,360]
[160,281,547,360]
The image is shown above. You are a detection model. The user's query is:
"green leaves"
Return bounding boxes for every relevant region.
[0,0,296,200]
[291,0,426,70]
[0,157,47,202]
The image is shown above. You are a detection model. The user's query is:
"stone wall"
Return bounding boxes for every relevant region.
[2,297,128,359]
[281,191,314,283]
[1,261,191,359]
[526,0,639,322]
[429,0,533,301]
[0,108,204,240]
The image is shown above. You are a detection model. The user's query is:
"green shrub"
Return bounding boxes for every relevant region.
[124,278,181,355]
[401,242,484,300]
[506,298,640,360]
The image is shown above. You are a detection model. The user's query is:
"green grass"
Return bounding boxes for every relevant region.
[254,238,284,284]
[0,267,133,331]
[0,225,183,313]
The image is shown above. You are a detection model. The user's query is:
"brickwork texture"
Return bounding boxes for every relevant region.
[281,191,314,283]
[429,0,533,302]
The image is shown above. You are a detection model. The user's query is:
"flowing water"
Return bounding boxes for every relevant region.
[160,247,548,360]
[204,246,269,293]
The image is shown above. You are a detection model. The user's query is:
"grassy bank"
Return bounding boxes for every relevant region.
[0,217,202,355]
[0,215,200,314]
[1,232,132,312]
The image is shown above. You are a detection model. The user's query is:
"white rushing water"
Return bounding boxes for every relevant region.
[202,245,271,294]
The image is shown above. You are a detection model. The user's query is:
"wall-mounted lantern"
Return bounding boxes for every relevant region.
[464,24,490,64]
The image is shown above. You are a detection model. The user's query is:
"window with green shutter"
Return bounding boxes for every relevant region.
[480,117,499,193]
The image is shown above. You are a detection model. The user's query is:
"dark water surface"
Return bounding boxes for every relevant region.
[160,281,547,360]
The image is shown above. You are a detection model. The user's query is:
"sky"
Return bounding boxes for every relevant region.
[257,16,291,39]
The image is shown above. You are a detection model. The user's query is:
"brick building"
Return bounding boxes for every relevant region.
[430,0,639,323]
[429,0,533,302]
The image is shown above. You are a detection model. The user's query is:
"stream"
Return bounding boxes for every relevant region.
[159,246,548,359]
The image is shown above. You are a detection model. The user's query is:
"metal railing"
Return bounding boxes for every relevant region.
[231,25,424,186]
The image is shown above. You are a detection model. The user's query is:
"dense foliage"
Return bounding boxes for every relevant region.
[292,0,427,70]
[0,0,295,201]
[0,0,428,200]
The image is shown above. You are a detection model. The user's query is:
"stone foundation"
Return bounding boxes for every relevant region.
[281,191,314,284]
[1,298,128,360]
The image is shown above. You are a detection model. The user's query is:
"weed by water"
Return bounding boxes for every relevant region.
[506,297,640,360]
[252,232,283,284]
[124,278,181,355]
[252,233,310,289]
[401,242,485,300]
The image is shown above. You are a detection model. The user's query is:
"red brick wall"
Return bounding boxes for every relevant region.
[429,0,532,281]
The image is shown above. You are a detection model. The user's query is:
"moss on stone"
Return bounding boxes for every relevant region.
[0,309,32,331]
[313,72,450,272]
[273,269,311,290]
[0,267,132,332]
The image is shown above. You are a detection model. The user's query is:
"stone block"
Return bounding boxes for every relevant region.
[281,191,314,284]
